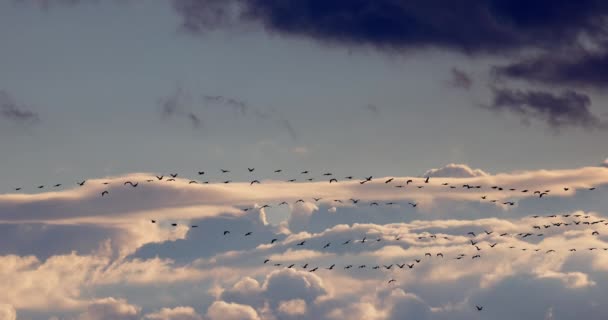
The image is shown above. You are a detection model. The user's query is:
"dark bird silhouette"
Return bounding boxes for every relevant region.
[171,223,177,227]
[248,168,255,172]
[54,184,62,187]
[370,202,379,206]
[476,306,483,311]
[296,199,305,203]
[329,178,338,183]
[342,240,351,245]
[408,202,418,208]
[397,263,406,269]
[101,191,109,196]
[278,202,288,206]
[415,259,421,263]
[224,231,230,235]
[564,187,569,191]
[198,171,205,175]
[323,173,332,176]
[151,220,156,223]
[264,259,270,264]
[167,179,175,182]
[384,264,393,269]
[274,169,282,173]
[345,176,353,180]
[301,171,309,174]
[170,173,178,178]
[14,187,21,191]
[313,198,322,202]
[297,241,306,246]
[288,264,295,269]
[472,254,481,259]
[437,253,444,258]
[271,239,278,244]
[327,264,335,270]
[406,179,413,184]
[407,264,414,269]
[385,178,394,183]
[388,279,396,284]
[250,180,260,185]
[191,225,198,228]
[77,180,86,186]
[156,175,164,180]
[223,180,231,184]
[592,231,600,235]
[38,185,44,189]
[489,243,498,248]
[221,169,230,173]
[287,179,296,182]
[425,177,430,183]
[350,199,360,204]
[309,267,318,272]
[245,232,252,236]
[189,181,198,184]
[124,181,138,187]
[323,243,330,248]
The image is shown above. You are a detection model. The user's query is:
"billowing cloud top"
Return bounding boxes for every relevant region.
[1,163,608,319]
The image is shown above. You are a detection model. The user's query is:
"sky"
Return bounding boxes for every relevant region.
[1,0,608,319]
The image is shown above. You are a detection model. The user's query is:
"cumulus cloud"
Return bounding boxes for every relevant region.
[144,306,203,320]
[206,301,260,320]
[423,164,488,178]
[0,304,16,320]
[277,299,307,316]
[77,298,140,320]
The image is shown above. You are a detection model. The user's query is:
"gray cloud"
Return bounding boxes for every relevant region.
[448,68,473,90]
[484,88,606,131]
[0,90,40,125]
[158,86,202,130]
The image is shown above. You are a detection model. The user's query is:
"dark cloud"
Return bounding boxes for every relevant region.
[494,51,608,88]
[0,90,40,125]
[484,88,606,131]
[448,68,473,90]
[158,86,202,130]
[171,0,608,54]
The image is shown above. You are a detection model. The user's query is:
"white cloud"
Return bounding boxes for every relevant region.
[144,306,203,320]
[77,298,140,320]
[423,164,489,178]
[206,301,259,320]
[277,299,307,316]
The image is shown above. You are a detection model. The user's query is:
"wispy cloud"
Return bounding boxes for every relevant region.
[0,90,40,125]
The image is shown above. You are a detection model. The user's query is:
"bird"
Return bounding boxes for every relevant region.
[385,178,394,183]
[248,168,255,172]
[350,199,360,204]
[37,185,44,189]
[191,225,198,228]
[124,181,138,187]
[274,169,282,173]
[342,240,351,245]
[170,173,178,178]
[397,263,406,269]
[54,184,62,187]
[384,264,393,269]
[156,175,164,180]
[476,306,483,311]
[309,267,318,272]
[313,198,322,202]
[223,180,231,184]
[472,255,481,259]
[425,176,430,183]
[592,231,600,235]
[564,187,569,191]
[77,180,86,186]
[189,181,198,184]
[484,230,493,235]
[101,191,109,196]
[223,231,230,235]
[171,223,177,227]
[370,202,379,206]
[489,243,498,248]
[437,253,444,258]
[407,264,414,269]
[250,180,260,185]
[406,179,413,184]
[221,169,230,173]
[287,264,295,269]
[323,173,332,176]
[327,264,335,270]
[345,176,353,180]
[287,179,296,182]
[271,239,278,244]
[278,201,288,206]
[408,202,418,207]
[14,187,21,191]
[361,237,367,243]
[323,243,331,248]
[264,259,270,264]
[329,178,338,183]
[388,279,396,284]
[301,171,309,174]
[296,199,305,203]
[167,178,175,182]
[150,220,156,223]
[198,171,205,175]
[245,232,252,236]
[297,241,306,246]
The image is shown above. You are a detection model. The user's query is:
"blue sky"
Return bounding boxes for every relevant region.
[1,1,608,319]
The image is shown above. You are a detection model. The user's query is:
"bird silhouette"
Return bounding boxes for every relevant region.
[385,178,394,183]
[329,178,338,183]
[156,175,164,180]
[151,220,156,223]
[327,264,335,270]
[170,173,178,178]
[406,179,413,184]
[171,223,177,227]
[124,181,138,187]
[388,279,396,284]
[101,191,109,196]
[54,184,62,187]
[476,306,483,311]
[221,169,230,173]
[271,239,278,243]
[245,232,252,236]
[301,170,309,174]
[248,168,255,172]
[250,180,260,185]
[198,171,205,175]
[274,169,282,173]
[323,243,330,248]
[424,177,430,183]
[224,231,230,235]
[77,180,86,186]
[297,241,306,246]
[264,259,270,264]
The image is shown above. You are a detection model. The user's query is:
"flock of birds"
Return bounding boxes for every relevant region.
[7,168,605,313]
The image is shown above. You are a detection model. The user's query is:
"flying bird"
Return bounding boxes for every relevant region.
[329,178,338,183]
[250,180,260,185]
[385,178,394,183]
[170,173,178,178]
[101,191,109,196]
[248,168,255,172]
[77,180,86,186]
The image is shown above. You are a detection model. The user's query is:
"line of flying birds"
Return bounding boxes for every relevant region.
[5,168,604,313]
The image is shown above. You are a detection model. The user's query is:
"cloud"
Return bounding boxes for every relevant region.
[171,0,608,55]
[423,164,488,178]
[277,299,307,316]
[77,298,141,320]
[144,306,203,320]
[0,90,40,125]
[158,86,202,130]
[483,87,606,131]
[494,51,608,89]
[0,304,16,320]
[206,301,260,320]
[447,68,472,90]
